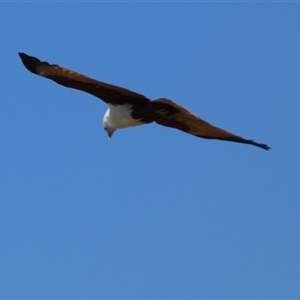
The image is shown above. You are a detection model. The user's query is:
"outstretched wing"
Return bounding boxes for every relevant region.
[18,53,150,105]
[151,98,270,150]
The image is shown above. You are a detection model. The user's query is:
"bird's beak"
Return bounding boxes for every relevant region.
[107,130,115,140]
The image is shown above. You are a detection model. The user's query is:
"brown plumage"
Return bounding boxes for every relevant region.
[19,52,270,150]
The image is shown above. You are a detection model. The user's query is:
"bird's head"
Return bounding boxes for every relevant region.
[104,126,115,139]
[103,109,116,139]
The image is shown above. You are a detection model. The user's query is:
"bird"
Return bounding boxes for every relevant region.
[19,52,270,150]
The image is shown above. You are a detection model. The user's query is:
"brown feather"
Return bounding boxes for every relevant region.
[152,99,270,150]
[18,53,149,105]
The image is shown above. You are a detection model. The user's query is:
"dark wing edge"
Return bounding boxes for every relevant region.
[151,98,270,151]
[18,52,150,105]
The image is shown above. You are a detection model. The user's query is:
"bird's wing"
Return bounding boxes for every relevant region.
[19,53,150,105]
[151,98,270,150]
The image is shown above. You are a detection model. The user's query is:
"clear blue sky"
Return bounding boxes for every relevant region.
[1,2,300,299]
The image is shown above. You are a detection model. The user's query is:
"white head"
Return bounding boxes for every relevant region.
[103,109,116,139]
[102,104,143,139]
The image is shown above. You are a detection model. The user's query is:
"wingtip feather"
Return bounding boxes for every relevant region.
[260,144,271,151]
[19,52,41,75]
[250,140,271,151]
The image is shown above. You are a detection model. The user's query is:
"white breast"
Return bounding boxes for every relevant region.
[103,104,143,130]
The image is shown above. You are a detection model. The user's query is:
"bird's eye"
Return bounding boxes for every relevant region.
[104,127,107,131]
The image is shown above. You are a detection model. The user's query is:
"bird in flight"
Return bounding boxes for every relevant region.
[19,52,270,150]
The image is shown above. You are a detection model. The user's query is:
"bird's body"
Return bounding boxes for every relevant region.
[19,52,270,150]
[104,104,144,137]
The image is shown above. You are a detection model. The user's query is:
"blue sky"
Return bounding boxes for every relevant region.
[1,2,300,299]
